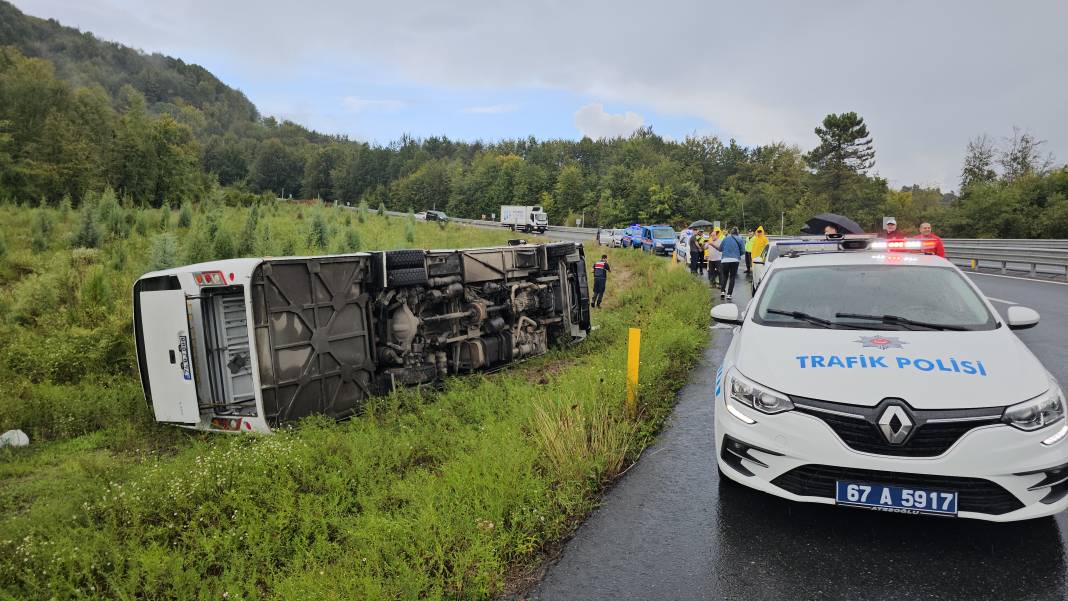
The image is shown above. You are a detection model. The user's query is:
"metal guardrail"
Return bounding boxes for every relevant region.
[945,245,1068,279]
[370,208,1068,279]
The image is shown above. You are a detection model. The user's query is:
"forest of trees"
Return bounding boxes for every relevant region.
[1,0,1067,237]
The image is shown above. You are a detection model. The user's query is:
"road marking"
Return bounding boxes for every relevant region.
[986,297,1018,305]
[966,271,1068,286]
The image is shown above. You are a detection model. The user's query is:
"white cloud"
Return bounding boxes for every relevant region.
[16,0,1068,190]
[462,103,519,114]
[342,96,406,113]
[573,103,644,139]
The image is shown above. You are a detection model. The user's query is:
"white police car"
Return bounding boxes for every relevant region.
[711,237,1067,521]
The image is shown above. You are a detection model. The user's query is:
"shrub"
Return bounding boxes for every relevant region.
[377,201,386,217]
[80,265,113,310]
[212,227,235,260]
[96,186,120,224]
[30,210,53,252]
[308,212,329,250]
[106,206,131,239]
[0,232,6,258]
[109,245,128,271]
[9,271,63,325]
[71,209,101,249]
[158,205,171,230]
[357,200,368,223]
[147,233,179,271]
[58,193,72,216]
[254,222,273,256]
[238,206,260,256]
[404,221,415,244]
[178,203,193,228]
[342,228,361,252]
[134,210,150,236]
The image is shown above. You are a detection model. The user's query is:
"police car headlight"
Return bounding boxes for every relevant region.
[1003,379,1065,433]
[727,368,793,415]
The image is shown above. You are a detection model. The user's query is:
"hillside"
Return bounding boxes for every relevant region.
[0,0,258,133]
[1,0,1066,236]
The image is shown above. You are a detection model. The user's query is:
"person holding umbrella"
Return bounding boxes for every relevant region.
[801,213,864,236]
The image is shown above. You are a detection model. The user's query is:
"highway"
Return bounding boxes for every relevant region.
[522,272,1068,601]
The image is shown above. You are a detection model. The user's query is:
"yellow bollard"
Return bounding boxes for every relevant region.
[626,328,641,418]
[970,259,977,271]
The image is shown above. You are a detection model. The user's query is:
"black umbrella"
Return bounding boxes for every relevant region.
[688,219,714,229]
[801,213,864,235]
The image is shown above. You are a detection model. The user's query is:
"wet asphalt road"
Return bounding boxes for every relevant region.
[529,272,1068,601]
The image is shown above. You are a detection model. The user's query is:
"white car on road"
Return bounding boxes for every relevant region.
[711,238,1067,521]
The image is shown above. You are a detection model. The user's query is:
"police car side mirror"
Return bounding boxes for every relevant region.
[711,303,742,325]
[1006,306,1040,330]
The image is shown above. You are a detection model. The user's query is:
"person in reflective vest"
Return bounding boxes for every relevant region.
[592,254,611,308]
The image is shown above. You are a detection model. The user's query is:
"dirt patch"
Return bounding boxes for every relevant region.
[524,358,579,385]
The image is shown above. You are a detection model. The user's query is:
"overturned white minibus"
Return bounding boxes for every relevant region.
[133,242,591,433]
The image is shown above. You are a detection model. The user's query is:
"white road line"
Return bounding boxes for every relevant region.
[965,271,1068,286]
[986,297,1018,305]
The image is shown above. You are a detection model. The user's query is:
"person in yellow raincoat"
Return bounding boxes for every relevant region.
[750,226,769,262]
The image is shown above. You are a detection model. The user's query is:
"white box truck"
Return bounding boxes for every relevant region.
[133,243,591,433]
[500,205,549,233]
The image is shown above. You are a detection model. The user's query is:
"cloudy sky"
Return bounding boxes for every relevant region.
[14,0,1068,191]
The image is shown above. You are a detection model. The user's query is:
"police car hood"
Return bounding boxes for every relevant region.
[733,324,1049,409]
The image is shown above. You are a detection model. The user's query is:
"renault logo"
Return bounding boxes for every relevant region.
[877,405,913,445]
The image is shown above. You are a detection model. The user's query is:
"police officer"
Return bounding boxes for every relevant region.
[592,254,611,308]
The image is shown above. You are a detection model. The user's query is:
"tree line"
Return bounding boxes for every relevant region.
[1,13,1067,238]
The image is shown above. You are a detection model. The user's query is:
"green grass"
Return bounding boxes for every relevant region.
[0,200,710,600]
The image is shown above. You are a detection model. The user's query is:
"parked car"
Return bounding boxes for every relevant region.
[610,228,628,247]
[622,224,644,248]
[674,230,693,264]
[415,211,428,220]
[639,225,677,255]
[425,210,448,222]
[710,236,1065,522]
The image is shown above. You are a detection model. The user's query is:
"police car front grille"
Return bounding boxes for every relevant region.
[771,465,1024,515]
[792,397,1003,458]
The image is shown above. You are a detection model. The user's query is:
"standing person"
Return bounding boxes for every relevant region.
[591,254,610,308]
[915,222,946,257]
[743,229,755,274]
[879,217,906,240]
[706,230,722,288]
[688,231,703,275]
[750,226,769,260]
[714,227,746,300]
[696,232,705,275]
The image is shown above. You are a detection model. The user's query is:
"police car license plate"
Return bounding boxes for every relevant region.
[835,481,958,516]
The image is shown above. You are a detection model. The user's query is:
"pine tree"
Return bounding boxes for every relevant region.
[177,203,193,228]
[308,211,329,250]
[71,208,100,248]
[147,233,179,271]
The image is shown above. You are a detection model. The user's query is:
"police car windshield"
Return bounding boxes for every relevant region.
[650,227,674,239]
[754,265,997,330]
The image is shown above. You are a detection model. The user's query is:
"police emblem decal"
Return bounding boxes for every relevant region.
[855,335,907,350]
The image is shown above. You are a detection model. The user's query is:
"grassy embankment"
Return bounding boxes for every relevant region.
[0,199,710,600]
